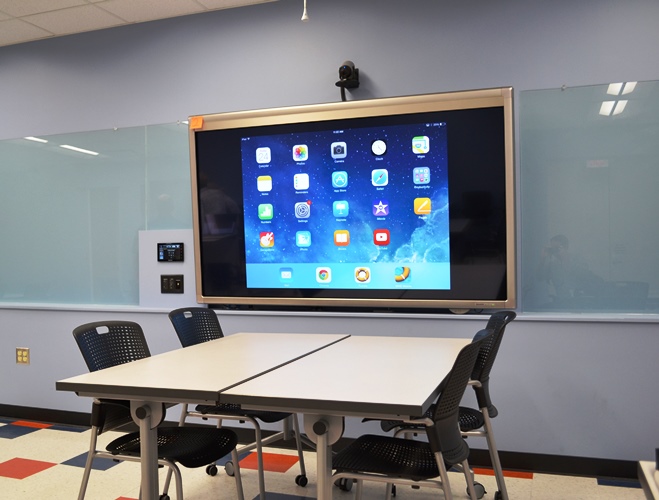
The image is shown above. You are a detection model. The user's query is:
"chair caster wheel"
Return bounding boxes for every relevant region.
[295,474,308,486]
[334,477,353,491]
[206,464,218,476]
[494,491,503,500]
[159,495,170,500]
[468,481,486,499]
[225,461,235,477]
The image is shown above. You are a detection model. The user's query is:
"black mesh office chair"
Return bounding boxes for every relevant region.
[72,320,244,500]
[379,310,516,500]
[332,332,489,500]
[168,307,307,499]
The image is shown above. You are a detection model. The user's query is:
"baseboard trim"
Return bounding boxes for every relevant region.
[0,403,91,427]
[466,448,638,480]
[0,404,637,480]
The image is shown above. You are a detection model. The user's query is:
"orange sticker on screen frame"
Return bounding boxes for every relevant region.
[189,116,204,130]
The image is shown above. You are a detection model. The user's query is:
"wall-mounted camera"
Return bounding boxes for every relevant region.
[336,60,360,89]
[335,60,359,102]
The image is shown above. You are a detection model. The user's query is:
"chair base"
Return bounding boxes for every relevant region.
[178,405,306,500]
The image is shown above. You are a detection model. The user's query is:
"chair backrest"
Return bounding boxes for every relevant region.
[471,310,516,417]
[72,321,151,372]
[169,307,224,347]
[72,321,151,433]
[429,332,489,464]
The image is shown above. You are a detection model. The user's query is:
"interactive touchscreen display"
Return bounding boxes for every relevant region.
[190,88,516,311]
[241,121,449,291]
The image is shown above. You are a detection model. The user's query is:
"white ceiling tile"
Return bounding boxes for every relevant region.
[21,5,125,35]
[0,18,53,46]
[96,0,205,24]
[196,0,277,9]
[0,0,87,17]
[0,0,278,47]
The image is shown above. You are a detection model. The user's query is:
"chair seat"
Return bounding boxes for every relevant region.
[107,426,238,469]
[169,307,307,499]
[379,404,487,434]
[333,434,451,482]
[195,403,292,423]
[458,406,485,432]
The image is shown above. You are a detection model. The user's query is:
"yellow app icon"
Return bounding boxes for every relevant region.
[334,230,350,246]
[257,175,272,192]
[414,197,431,215]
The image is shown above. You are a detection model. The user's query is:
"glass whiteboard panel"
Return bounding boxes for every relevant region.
[0,122,190,305]
[520,81,659,313]
[4,84,659,314]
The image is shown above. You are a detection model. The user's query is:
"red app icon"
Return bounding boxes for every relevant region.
[373,229,390,246]
[259,232,274,247]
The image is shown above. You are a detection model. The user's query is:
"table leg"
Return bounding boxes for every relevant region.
[131,401,165,500]
[303,414,344,500]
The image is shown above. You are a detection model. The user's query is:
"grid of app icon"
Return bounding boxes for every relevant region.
[242,121,448,289]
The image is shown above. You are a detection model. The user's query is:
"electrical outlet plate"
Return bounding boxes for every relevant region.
[16,347,30,364]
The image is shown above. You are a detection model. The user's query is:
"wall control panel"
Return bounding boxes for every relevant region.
[158,242,184,262]
[161,274,184,293]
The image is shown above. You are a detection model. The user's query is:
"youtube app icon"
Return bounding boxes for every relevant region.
[373,229,390,246]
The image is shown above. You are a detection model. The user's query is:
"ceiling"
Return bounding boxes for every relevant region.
[0,0,277,48]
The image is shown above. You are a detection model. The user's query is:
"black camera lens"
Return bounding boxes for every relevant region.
[339,65,352,80]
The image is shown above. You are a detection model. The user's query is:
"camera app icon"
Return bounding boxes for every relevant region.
[331,141,347,159]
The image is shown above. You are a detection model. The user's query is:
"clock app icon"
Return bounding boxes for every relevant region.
[371,139,387,156]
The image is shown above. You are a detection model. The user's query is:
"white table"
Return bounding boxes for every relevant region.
[57,332,469,500]
[639,461,659,499]
[57,332,347,499]
[221,335,470,499]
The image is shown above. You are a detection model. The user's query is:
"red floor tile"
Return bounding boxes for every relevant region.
[0,457,57,479]
[11,421,52,429]
[473,467,534,479]
[239,451,299,473]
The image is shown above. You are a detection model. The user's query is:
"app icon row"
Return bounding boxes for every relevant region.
[278,265,412,284]
[257,197,431,221]
[257,167,431,192]
[254,136,430,164]
[258,229,393,248]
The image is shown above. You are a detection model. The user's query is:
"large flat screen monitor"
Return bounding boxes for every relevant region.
[189,87,515,311]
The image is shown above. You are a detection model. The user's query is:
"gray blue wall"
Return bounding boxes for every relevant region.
[1,0,658,463]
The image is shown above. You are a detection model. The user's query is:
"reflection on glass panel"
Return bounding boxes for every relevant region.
[0,122,190,305]
[520,81,659,313]
[145,122,192,230]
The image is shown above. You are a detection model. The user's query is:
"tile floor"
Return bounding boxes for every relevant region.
[0,416,644,499]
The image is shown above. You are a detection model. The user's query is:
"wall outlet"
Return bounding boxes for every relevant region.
[16,347,30,364]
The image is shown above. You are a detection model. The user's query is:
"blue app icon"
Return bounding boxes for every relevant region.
[279,267,294,282]
[333,200,349,217]
[296,231,311,247]
[332,171,348,188]
[413,167,430,184]
[371,169,389,186]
